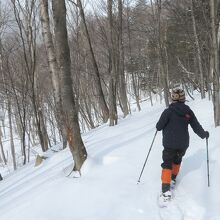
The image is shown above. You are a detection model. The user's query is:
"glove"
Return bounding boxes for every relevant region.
[204,131,209,139]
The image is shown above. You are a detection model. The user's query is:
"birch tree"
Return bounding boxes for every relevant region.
[40,0,67,148]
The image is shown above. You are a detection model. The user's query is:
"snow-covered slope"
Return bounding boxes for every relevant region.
[0,95,219,220]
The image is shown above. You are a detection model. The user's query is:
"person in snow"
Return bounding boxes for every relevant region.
[0,173,2,181]
[156,88,209,200]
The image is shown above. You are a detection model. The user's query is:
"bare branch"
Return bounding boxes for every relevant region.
[177,57,194,75]
[68,0,78,7]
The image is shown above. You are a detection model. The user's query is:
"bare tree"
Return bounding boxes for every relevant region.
[125,0,141,111]
[108,0,118,126]
[52,0,87,171]
[118,0,129,117]
[155,0,169,107]
[40,0,67,148]
[11,0,49,154]
[8,97,16,170]
[210,0,220,126]
[190,0,205,99]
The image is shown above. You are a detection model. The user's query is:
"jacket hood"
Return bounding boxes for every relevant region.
[169,102,190,117]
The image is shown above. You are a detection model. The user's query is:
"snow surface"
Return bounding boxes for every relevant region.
[0,95,219,220]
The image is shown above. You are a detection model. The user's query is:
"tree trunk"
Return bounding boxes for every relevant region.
[108,0,118,126]
[210,0,220,126]
[40,0,67,149]
[52,0,87,171]
[77,0,109,123]
[191,0,205,99]
[0,127,6,165]
[8,98,16,170]
[156,0,169,107]
[125,3,141,111]
[118,0,129,117]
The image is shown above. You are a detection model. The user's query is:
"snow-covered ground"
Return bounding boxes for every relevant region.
[0,94,219,220]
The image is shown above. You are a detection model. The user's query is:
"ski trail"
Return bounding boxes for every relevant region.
[158,181,206,220]
[170,184,205,220]
[158,196,184,220]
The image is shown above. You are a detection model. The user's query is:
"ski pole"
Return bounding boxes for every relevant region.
[206,138,210,187]
[137,130,158,184]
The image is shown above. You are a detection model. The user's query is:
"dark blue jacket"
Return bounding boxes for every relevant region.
[156,102,206,149]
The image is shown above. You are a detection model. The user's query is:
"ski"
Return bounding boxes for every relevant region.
[158,179,177,207]
[158,191,172,208]
[158,183,184,220]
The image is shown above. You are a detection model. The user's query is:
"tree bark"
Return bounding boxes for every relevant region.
[118,0,129,117]
[108,0,118,126]
[210,0,220,126]
[52,0,87,171]
[40,0,67,148]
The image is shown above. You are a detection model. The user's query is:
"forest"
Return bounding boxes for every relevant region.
[0,0,219,172]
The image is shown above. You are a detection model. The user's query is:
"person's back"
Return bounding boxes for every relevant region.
[157,101,207,149]
[156,88,209,206]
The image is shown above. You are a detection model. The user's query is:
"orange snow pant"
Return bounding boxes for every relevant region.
[161,148,186,184]
[161,164,181,184]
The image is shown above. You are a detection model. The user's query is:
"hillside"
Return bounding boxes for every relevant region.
[0,95,219,220]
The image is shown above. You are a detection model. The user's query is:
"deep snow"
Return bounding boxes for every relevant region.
[0,95,219,220]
